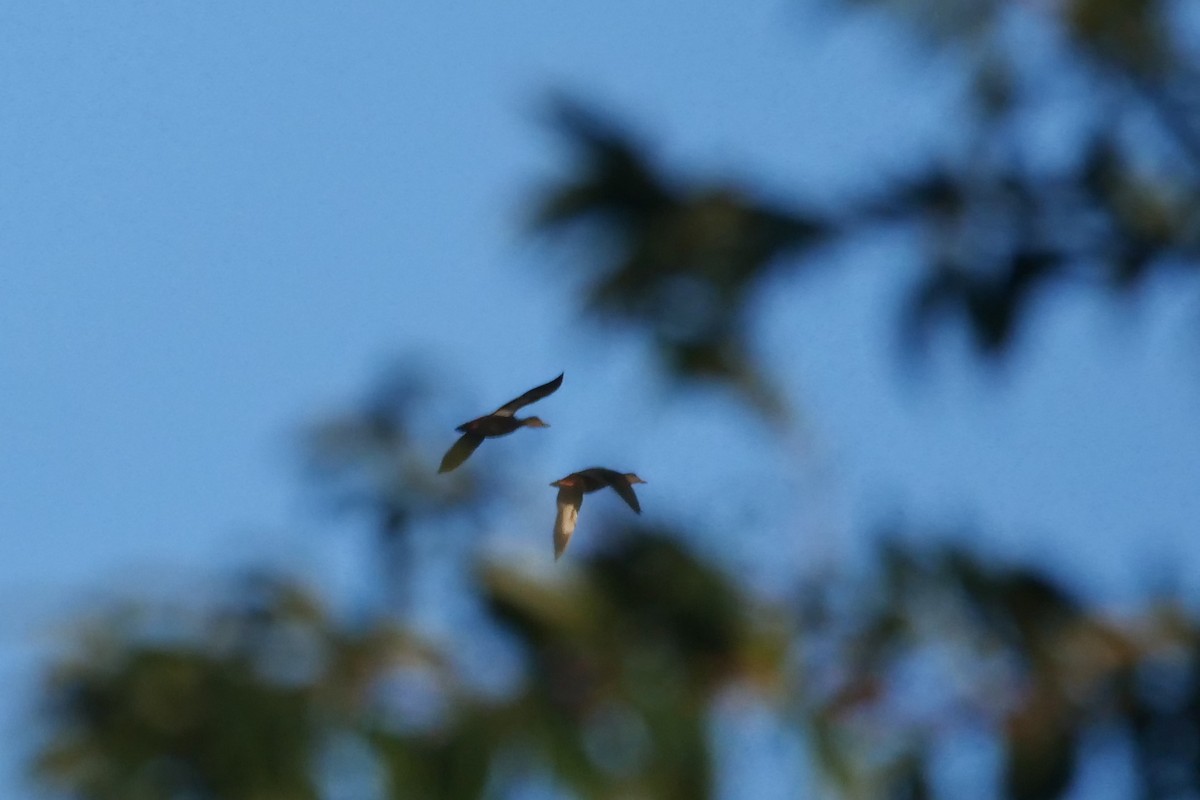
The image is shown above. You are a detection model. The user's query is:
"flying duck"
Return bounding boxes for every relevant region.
[438,372,564,473]
[550,468,646,559]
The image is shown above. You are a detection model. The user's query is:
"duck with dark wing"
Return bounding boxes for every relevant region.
[550,468,646,559]
[438,373,564,473]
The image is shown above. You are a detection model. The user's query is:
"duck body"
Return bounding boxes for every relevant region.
[438,373,563,473]
[455,414,541,438]
[550,468,646,559]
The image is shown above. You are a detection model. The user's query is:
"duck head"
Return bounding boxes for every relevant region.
[624,473,647,484]
[550,475,577,488]
[522,416,550,428]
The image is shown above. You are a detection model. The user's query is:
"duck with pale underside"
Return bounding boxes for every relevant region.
[550,468,646,560]
[438,373,564,473]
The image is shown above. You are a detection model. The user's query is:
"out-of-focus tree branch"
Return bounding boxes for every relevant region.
[531,0,1200,403]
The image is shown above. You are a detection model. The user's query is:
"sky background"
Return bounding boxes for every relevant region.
[3,2,1200,796]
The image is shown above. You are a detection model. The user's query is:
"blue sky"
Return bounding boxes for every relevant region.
[2,2,1199,795]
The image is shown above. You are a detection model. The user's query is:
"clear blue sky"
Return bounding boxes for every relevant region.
[2,2,1199,795]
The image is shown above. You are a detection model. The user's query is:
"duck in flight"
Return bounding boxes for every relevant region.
[550,468,646,560]
[438,372,564,473]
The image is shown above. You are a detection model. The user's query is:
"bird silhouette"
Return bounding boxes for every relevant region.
[549,468,646,559]
[438,373,563,473]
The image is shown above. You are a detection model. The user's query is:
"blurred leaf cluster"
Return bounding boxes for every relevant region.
[533,100,831,413]
[35,509,1200,798]
[800,542,1200,799]
[533,0,1200,392]
[36,533,790,799]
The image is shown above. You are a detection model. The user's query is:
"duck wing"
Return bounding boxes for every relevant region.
[493,372,564,417]
[578,467,642,513]
[438,433,484,473]
[606,476,642,514]
[553,485,584,560]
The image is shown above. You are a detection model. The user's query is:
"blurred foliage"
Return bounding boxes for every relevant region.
[532,0,1200,389]
[35,535,789,800]
[35,515,1200,798]
[29,0,1200,798]
[533,99,831,414]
